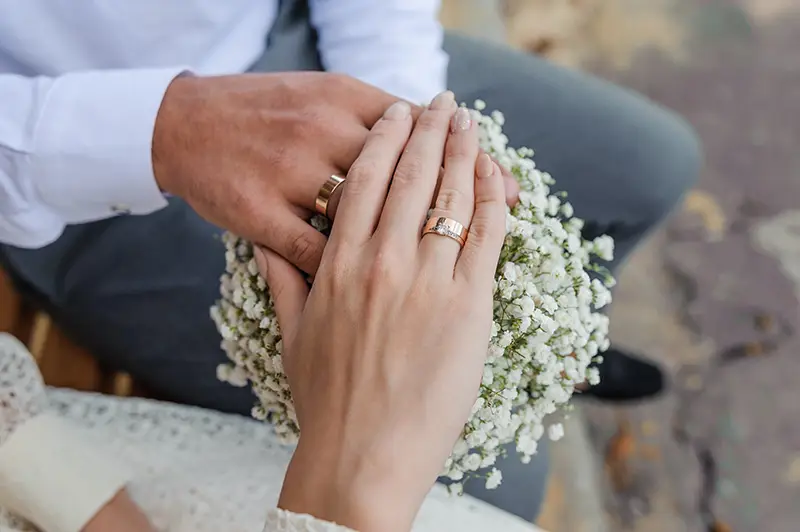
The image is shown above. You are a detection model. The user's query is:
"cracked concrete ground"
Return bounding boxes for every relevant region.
[577,1,800,531]
[443,2,799,530]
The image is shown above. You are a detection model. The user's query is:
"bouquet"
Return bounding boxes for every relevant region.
[211,101,615,491]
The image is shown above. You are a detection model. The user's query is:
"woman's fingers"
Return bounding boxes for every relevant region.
[254,246,309,342]
[375,91,458,245]
[284,121,368,213]
[330,100,414,247]
[420,107,479,270]
[455,156,507,286]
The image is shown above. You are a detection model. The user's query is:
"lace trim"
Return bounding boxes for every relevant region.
[265,509,354,531]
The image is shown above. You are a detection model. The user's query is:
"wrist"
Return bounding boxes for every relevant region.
[279,437,426,532]
[83,489,155,532]
[151,73,199,195]
[0,414,133,532]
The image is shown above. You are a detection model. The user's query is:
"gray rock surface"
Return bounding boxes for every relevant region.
[579,1,800,531]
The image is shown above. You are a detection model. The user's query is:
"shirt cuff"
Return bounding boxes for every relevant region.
[27,67,189,223]
[0,414,133,532]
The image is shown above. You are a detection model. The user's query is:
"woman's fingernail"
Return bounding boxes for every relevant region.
[451,108,472,133]
[476,153,494,179]
[430,90,456,110]
[384,100,410,120]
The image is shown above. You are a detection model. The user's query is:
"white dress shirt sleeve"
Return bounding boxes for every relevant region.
[308,0,448,105]
[0,67,187,249]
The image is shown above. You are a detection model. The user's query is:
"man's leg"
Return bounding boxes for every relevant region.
[443,33,701,519]
[0,0,321,417]
[446,33,700,269]
[0,199,255,414]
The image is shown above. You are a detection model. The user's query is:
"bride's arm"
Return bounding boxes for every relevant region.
[0,413,147,532]
[255,92,508,531]
[82,491,155,532]
[0,335,153,532]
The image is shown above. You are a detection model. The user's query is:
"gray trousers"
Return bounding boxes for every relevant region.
[0,0,700,522]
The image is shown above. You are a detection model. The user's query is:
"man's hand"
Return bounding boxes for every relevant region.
[152,72,519,274]
[152,72,397,273]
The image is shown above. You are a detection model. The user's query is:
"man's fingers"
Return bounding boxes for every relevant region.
[253,246,309,342]
[503,173,520,207]
[272,212,328,275]
[282,121,368,214]
[480,151,520,207]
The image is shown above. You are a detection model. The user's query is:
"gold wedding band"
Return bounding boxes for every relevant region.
[315,175,345,219]
[422,216,467,247]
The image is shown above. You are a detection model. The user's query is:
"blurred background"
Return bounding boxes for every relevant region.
[446,1,800,531]
[1,1,797,531]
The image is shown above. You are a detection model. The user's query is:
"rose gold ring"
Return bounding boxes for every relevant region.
[422,216,467,247]
[315,175,345,218]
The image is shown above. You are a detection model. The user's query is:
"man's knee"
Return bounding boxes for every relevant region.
[629,106,702,223]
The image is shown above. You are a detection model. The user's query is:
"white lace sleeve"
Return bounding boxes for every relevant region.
[263,508,353,532]
[0,334,541,532]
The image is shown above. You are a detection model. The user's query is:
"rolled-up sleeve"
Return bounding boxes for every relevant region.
[0,67,187,248]
[309,0,448,105]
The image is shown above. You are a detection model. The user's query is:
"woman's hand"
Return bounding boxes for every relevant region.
[256,91,507,531]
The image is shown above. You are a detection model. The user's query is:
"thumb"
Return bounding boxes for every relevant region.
[254,246,309,340]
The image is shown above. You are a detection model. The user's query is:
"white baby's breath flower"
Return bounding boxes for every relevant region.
[548,423,565,442]
[211,102,614,491]
[485,468,503,490]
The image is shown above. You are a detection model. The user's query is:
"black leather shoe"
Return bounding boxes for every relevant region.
[577,348,665,402]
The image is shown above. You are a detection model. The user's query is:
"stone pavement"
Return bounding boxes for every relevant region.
[440,1,799,530]
[578,1,800,531]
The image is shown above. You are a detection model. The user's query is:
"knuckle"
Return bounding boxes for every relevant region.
[347,159,379,188]
[467,216,490,244]
[324,254,351,293]
[267,142,290,173]
[476,188,503,207]
[287,112,317,142]
[392,156,423,186]
[326,72,352,93]
[434,186,466,214]
[285,231,321,269]
[269,278,288,303]
[368,247,405,290]
[463,235,484,258]
[470,209,505,246]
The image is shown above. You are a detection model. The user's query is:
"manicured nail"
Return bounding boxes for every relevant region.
[384,100,410,120]
[476,153,494,179]
[430,90,456,110]
[451,108,472,133]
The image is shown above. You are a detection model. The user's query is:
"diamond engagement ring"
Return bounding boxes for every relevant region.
[422,216,467,247]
